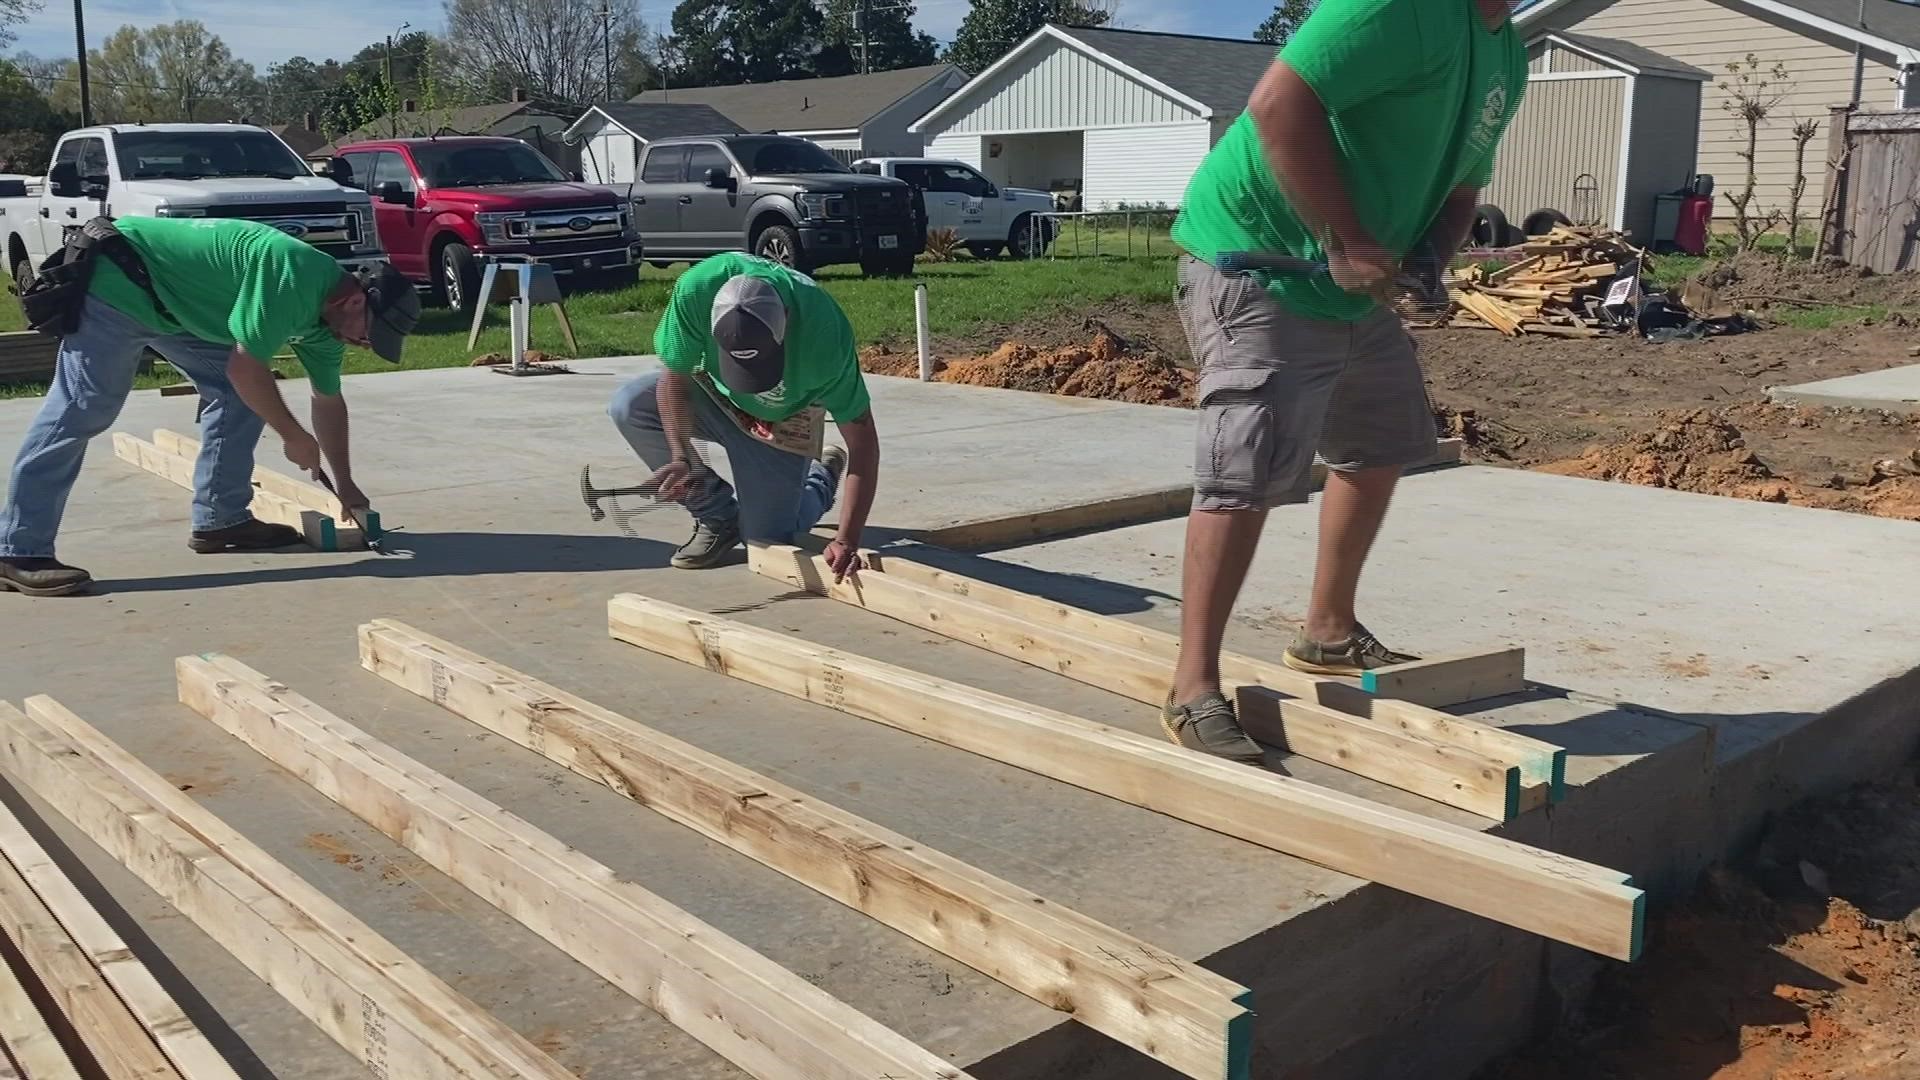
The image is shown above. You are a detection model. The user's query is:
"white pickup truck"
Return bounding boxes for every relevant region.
[1,123,387,286]
[851,157,1056,259]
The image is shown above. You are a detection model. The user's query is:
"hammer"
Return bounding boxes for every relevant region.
[580,465,660,522]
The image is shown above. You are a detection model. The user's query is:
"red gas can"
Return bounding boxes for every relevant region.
[1675,194,1713,256]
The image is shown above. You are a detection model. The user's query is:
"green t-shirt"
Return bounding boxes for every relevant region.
[653,253,870,423]
[1170,0,1527,321]
[88,217,347,394]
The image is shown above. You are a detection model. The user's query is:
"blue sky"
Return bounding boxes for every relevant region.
[9,0,1275,69]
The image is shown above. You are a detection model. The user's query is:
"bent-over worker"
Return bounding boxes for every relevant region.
[607,252,878,577]
[0,216,421,597]
[1161,0,1527,761]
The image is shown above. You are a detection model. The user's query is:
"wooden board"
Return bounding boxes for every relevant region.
[0,816,180,1080]
[108,434,360,552]
[0,802,238,1079]
[0,929,83,1080]
[1,699,578,1080]
[176,654,974,1080]
[751,545,1530,822]
[1361,648,1529,709]
[844,547,1564,800]
[608,595,1644,961]
[151,431,380,539]
[358,620,1252,1080]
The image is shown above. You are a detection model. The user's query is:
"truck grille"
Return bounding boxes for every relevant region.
[855,188,912,223]
[202,201,349,218]
[525,208,625,243]
[529,235,632,258]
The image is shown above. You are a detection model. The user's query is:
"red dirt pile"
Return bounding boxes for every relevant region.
[1540,407,1920,521]
[861,326,1196,407]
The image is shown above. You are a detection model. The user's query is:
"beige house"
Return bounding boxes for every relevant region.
[1516,0,1920,226]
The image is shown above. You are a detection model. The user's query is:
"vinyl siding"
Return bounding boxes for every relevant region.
[925,131,984,169]
[583,128,637,184]
[1553,49,1613,72]
[1530,43,1552,73]
[1082,122,1210,208]
[1485,76,1628,229]
[1563,0,1901,216]
[932,37,1202,135]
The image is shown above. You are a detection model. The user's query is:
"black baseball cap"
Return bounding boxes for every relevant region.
[710,275,788,394]
[355,262,421,364]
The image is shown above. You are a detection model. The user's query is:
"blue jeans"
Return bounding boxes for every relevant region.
[607,369,836,542]
[0,297,266,558]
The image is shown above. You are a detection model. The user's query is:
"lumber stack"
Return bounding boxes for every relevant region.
[1445,226,1650,338]
[111,429,377,552]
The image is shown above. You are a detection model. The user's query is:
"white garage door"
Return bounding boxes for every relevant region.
[1082,121,1211,209]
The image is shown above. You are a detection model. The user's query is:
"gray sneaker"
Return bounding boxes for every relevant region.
[1282,623,1419,677]
[1161,691,1265,765]
[670,518,742,569]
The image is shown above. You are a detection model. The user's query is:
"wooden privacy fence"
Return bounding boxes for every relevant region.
[1823,106,1920,273]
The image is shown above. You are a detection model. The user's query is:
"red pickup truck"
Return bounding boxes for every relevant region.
[331,136,643,311]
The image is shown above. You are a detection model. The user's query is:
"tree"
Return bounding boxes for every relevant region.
[444,0,647,104]
[660,0,829,87]
[0,57,71,171]
[816,0,938,76]
[1717,54,1791,251]
[945,0,1116,76]
[1253,0,1316,46]
[48,21,258,122]
[262,56,349,125]
[1,0,40,51]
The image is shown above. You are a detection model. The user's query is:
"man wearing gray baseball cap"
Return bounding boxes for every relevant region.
[608,252,879,579]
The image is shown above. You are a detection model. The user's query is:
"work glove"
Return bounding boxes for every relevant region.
[1397,234,1452,317]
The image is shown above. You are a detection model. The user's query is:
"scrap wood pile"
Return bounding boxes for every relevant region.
[1441,226,1653,338]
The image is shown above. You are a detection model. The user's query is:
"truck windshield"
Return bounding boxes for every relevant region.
[412,143,567,188]
[112,131,310,180]
[735,138,849,176]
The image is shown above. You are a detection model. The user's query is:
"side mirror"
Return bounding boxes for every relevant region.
[704,167,735,191]
[375,180,412,206]
[326,156,355,186]
[82,177,109,198]
[48,160,80,197]
[570,169,584,182]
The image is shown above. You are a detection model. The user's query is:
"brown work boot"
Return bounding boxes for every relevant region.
[1283,623,1419,677]
[1161,691,1265,765]
[0,557,93,597]
[189,518,304,553]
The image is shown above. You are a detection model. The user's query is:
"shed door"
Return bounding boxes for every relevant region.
[1483,76,1627,231]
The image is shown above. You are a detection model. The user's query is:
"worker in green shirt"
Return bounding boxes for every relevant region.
[607,253,878,577]
[1,217,421,597]
[1161,0,1527,762]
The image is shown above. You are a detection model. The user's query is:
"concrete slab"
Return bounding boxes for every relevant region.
[1,367,1914,1079]
[1769,362,1920,414]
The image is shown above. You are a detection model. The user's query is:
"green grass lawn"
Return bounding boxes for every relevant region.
[0,257,1179,400]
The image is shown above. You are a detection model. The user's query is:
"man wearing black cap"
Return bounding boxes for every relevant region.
[0,216,420,596]
[608,252,879,576]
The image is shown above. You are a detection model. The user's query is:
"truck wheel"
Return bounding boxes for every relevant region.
[438,241,479,312]
[753,224,805,271]
[968,243,1004,260]
[10,253,33,288]
[1008,214,1048,259]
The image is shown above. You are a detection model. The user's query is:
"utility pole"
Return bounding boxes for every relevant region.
[602,1,614,101]
[385,21,409,137]
[72,0,91,126]
[1851,0,1866,105]
[859,0,873,74]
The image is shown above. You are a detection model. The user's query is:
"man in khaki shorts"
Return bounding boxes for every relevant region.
[1161,0,1527,762]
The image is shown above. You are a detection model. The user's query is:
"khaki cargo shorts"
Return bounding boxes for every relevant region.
[1175,255,1438,511]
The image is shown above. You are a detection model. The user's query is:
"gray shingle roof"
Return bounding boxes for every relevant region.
[590,103,746,140]
[1050,25,1278,118]
[1520,0,1920,49]
[1547,31,1713,79]
[627,64,963,133]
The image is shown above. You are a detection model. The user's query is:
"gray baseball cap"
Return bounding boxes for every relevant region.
[356,262,421,364]
[710,275,788,394]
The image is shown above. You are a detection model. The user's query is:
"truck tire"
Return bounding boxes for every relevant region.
[967,243,1004,260]
[1008,214,1049,259]
[438,241,480,312]
[753,223,808,273]
[860,253,915,278]
[1471,205,1513,248]
[1522,208,1573,237]
[10,250,33,289]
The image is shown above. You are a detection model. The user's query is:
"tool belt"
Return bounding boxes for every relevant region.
[11,217,172,338]
[692,372,826,460]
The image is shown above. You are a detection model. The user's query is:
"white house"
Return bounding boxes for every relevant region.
[565,103,746,185]
[619,64,968,164]
[910,25,1276,210]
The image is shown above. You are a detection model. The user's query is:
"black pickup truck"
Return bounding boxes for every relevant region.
[629,134,926,276]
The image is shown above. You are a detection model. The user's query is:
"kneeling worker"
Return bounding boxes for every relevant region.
[1,216,421,596]
[608,253,878,578]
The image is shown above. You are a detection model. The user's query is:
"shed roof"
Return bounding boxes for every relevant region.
[1541,31,1713,79]
[567,103,746,143]
[1049,26,1277,118]
[626,64,963,133]
[1518,0,1920,59]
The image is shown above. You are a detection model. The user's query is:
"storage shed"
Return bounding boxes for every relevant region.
[1485,32,1710,242]
[910,25,1275,210]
